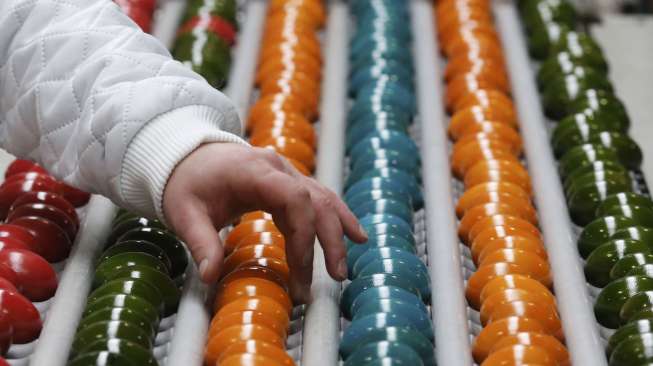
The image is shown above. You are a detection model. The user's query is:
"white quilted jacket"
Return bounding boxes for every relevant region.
[0,0,247,220]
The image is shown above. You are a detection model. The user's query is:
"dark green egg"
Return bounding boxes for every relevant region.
[105,266,180,317]
[78,307,155,336]
[71,321,152,356]
[93,253,168,289]
[75,338,158,366]
[88,279,163,314]
[83,294,159,326]
[611,254,653,281]
[595,275,653,328]
[578,216,638,259]
[585,239,651,287]
[117,227,188,278]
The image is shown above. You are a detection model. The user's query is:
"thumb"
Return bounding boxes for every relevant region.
[172,203,224,283]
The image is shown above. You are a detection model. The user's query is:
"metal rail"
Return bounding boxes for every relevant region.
[495,3,608,365]
[301,1,349,365]
[410,1,474,365]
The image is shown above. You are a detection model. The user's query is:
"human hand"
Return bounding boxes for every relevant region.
[162,142,367,302]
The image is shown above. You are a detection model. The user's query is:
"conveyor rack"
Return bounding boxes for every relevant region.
[3,0,645,365]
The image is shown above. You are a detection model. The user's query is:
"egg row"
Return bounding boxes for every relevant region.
[0,159,90,357]
[519,0,653,365]
[67,211,187,366]
[173,0,238,89]
[338,1,434,366]
[435,0,571,365]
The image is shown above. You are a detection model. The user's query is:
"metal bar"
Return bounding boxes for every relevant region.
[164,264,210,366]
[301,1,348,365]
[495,4,607,365]
[225,0,268,126]
[410,1,474,365]
[29,196,118,366]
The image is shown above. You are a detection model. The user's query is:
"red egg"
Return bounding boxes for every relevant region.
[0,310,11,355]
[60,184,90,207]
[9,216,72,263]
[4,160,46,179]
[11,191,79,228]
[0,224,38,250]
[8,203,77,241]
[0,180,62,219]
[0,289,41,343]
[0,249,57,302]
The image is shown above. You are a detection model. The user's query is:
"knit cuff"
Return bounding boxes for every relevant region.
[120,105,248,222]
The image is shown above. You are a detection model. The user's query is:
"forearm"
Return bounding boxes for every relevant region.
[0,0,246,218]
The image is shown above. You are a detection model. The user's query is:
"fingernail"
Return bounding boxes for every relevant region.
[338,258,348,280]
[199,258,209,279]
[359,224,368,240]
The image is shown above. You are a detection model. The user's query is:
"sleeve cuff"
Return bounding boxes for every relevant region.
[120,105,248,222]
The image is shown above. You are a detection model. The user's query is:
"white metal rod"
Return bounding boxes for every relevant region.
[410,1,474,365]
[495,4,607,365]
[164,264,210,366]
[225,0,268,126]
[301,1,348,365]
[29,196,118,366]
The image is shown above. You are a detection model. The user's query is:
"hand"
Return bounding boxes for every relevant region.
[162,142,368,303]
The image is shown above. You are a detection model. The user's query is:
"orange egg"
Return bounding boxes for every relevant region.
[480,289,557,326]
[259,49,321,81]
[451,144,519,178]
[476,236,547,265]
[225,219,280,253]
[459,204,537,244]
[479,274,555,306]
[454,89,514,116]
[472,317,546,363]
[205,324,285,366]
[215,296,290,330]
[224,243,288,275]
[248,93,312,129]
[467,181,530,202]
[250,126,317,150]
[481,345,556,366]
[444,57,506,83]
[214,277,292,315]
[456,128,522,154]
[236,232,286,253]
[249,109,314,133]
[256,53,321,86]
[258,136,315,172]
[259,72,320,111]
[208,310,288,340]
[468,215,540,244]
[268,2,325,29]
[479,249,551,286]
[220,266,288,293]
[456,182,531,217]
[487,300,562,337]
[449,106,517,139]
[465,262,534,309]
[490,333,570,366]
[445,73,509,112]
[240,211,274,224]
[440,22,500,54]
[465,167,532,195]
[452,132,520,158]
[219,353,287,366]
[456,190,533,219]
[218,340,295,366]
[260,34,322,63]
[263,17,315,39]
[465,159,530,188]
[438,12,493,42]
[238,257,290,285]
[446,35,505,67]
[472,227,545,262]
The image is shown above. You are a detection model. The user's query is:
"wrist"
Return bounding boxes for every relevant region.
[119,105,248,221]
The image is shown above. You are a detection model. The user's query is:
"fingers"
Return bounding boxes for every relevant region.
[253,170,316,303]
[170,200,225,283]
[308,184,348,280]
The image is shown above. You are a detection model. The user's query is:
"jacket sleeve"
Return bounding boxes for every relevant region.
[0,0,247,220]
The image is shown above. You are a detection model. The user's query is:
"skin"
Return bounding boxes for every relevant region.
[163,143,368,303]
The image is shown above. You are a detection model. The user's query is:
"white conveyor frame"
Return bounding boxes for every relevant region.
[495,3,607,365]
